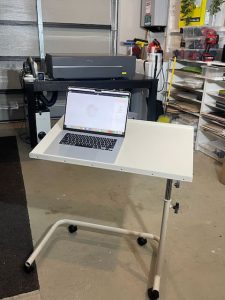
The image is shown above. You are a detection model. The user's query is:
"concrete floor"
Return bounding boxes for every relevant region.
[1,122,225,300]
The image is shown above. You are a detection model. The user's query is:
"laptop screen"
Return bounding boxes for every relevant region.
[64,89,130,136]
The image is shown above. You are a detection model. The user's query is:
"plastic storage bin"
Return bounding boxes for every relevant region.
[182,27,205,38]
[202,66,225,77]
[185,38,205,50]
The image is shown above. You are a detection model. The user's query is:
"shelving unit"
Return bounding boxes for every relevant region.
[168,59,225,162]
[172,68,206,79]
[170,26,225,33]
[171,82,203,93]
[170,91,202,104]
[167,59,203,144]
[196,78,225,162]
[176,58,225,67]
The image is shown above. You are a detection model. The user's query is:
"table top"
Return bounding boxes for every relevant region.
[30,118,194,182]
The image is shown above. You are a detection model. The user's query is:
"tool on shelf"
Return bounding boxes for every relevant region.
[134,38,148,60]
[201,28,219,62]
[157,56,177,123]
[124,38,148,59]
[147,39,163,79]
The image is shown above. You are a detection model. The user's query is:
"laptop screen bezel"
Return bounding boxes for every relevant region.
[63,88,131,137]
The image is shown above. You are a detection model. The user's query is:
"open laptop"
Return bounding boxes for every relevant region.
[45,87,130,163]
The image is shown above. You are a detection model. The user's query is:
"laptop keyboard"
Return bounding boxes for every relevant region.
[60,133,117,151]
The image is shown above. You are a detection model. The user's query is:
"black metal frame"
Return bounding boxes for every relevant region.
[24,73,158,148]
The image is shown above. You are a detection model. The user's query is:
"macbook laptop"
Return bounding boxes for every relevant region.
[45,87,130,163]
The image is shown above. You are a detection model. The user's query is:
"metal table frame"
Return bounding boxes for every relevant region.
[25,179,173,300]
[25,119,193,300]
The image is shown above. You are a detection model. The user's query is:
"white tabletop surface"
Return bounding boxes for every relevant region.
[30,118,194,182]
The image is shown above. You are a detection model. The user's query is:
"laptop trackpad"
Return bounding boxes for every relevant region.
[45,135,120,164]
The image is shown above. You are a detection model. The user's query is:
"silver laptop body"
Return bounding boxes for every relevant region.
[45,87,130,163]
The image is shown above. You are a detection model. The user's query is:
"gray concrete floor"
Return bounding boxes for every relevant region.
[1,122,225,300]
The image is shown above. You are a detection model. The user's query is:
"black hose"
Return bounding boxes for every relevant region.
[37,91,58,107]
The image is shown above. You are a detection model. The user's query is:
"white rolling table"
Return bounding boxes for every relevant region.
[25,118,193,300]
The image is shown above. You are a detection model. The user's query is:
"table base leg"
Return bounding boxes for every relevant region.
[25,219,159,270]
[25,179,173,300]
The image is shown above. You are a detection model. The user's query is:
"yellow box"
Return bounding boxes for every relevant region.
[179,0,207,28]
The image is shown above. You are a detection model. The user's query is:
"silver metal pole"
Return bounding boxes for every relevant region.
[151,179,173,297]
[36,0,45,60]
[110,0,119,55]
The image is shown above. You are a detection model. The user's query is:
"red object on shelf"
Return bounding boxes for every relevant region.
[202,52,215,62]
[148,39,162,53]
[201,28,219,61]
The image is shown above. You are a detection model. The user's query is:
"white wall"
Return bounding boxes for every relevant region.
[117,0,145,54]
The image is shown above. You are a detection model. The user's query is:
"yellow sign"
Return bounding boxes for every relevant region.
[179,0,207,28]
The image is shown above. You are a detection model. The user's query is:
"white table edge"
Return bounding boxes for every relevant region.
[29,152,193,182]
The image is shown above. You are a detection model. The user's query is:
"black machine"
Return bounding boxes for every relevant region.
[21,54,158,147]
[45,53,136,79]
[22,56,55,143]
[21,54,137,140]
[22,54,136,81]
[22,53,137,111]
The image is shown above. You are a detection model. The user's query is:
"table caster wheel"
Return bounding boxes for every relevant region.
[24,262,35,273]
[137,237,147,246]
[173,202,180,214]
[68,225,78,233]
[148,288,159,300]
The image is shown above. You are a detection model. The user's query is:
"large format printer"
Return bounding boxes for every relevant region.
[45,53,136,80]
